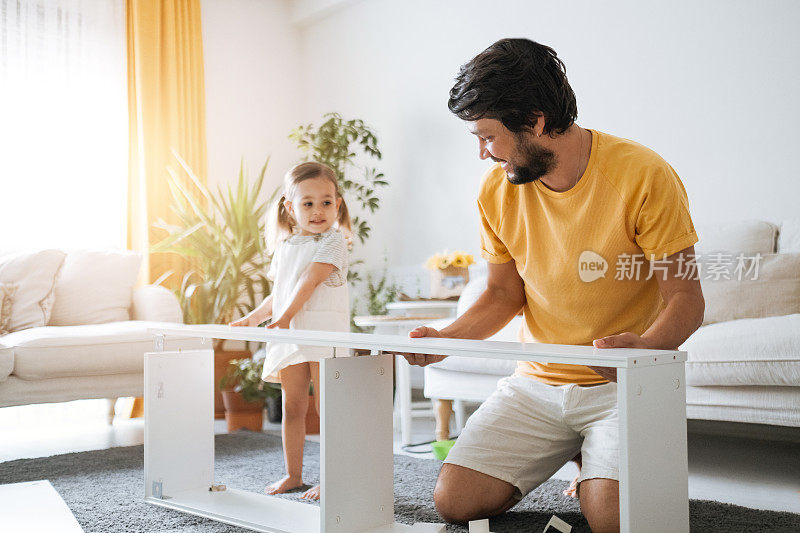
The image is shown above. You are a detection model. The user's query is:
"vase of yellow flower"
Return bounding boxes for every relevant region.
[425,251,475,298]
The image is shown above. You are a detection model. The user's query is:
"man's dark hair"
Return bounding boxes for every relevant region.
[448,38,577,136]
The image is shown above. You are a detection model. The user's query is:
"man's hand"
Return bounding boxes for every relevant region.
[390,326,448,367]
[590,332,654,382]
[592,331,653,350]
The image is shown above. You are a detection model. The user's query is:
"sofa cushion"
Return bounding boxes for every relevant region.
[49,249,142,326]
[680,314,800,387]
[0,344,13,381]
[778,218,800,253]
[456,277,486,317]
[424,366,506,403]
[131,285,183,323]
[0,281,16,335]
[0,249,65,332]
[694,220,777,255]
[699,253,800,325]
[686,385,800,427]
[0,373,144,408]
[5,321,201,380]
[429,316,523,375]
[431,353,518,376]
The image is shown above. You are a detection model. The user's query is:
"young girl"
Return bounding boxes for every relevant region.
[230,161,351,501]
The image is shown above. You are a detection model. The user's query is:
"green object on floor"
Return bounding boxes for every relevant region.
[431,439,456,460]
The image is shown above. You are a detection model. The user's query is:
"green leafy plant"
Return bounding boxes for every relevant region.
[150,153,277,349]
[289,112,387,246]
[351,256,401,332]
[366,268,401,316]
[219,357,281,403]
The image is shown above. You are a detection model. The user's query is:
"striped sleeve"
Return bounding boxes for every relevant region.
[312,230,349,287]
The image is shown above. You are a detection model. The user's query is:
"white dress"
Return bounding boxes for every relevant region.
[261,227,351,382]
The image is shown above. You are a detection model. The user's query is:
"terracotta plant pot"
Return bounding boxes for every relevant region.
[214,348,252,419]
[221,389,264,432]
[305,391,320,435]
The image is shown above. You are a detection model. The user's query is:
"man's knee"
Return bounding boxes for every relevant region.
[579,478,620,533]
[433,463,517,524]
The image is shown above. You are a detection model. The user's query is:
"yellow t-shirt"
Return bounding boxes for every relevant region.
[478,129,698,385]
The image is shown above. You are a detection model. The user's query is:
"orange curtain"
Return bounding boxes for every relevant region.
[127,0,208,287]
[126,0,208,419]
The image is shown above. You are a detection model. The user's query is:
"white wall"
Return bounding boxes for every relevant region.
[202,0,301,199]
[294,0,800,288]
[203,0,800,295]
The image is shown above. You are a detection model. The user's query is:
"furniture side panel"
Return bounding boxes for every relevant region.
[618,362,689,532]
[144,349,215,499]
[321,354,394,532]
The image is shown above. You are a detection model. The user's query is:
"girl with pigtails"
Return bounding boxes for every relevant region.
[230,161,352,500]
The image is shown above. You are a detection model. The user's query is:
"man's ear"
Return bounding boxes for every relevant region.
[532,114,546,137]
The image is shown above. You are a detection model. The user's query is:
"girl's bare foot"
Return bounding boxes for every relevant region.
[301,484,321,500]
[563,453,582,499]
[564,475,580,499]
[264,475,303,495]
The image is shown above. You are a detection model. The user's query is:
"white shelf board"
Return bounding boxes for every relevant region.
[149,325,685,368]
[146,488,320,533]
[385,301,458,309]
[0,480,83,532]
[363,524,446,532]
[353,317,438,327]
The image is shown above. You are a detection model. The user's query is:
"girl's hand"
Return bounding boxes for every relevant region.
[341,228,354,251]
[229,314,262,327]
[267,316,292,329]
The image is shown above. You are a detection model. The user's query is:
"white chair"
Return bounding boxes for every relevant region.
[422,276,523,440]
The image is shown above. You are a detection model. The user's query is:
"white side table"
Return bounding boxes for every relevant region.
[352,315,442,447]
[385,300,458,318]
[357,300,458,446]
[387,300,462,443]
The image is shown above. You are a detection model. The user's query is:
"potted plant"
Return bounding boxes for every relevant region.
[219,357,281,432]
[425,250,476,299]
[289,113,387,246]
[151,153,278,418]
[351,254,401,333]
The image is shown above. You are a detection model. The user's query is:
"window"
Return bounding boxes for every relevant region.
[0,0,127,250]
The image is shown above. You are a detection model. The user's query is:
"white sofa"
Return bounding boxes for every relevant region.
[0,249,203,410]
[424,219,800,437]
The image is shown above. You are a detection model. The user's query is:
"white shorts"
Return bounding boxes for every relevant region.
[444,374,619,499]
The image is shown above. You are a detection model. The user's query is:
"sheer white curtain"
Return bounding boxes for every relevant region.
[0,0,127,250]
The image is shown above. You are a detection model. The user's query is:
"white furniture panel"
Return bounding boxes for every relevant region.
[146,326,689,533]
[321,354,394,531]
[618,362,689,531]
[144,349,214,500]
[0,480,83,532]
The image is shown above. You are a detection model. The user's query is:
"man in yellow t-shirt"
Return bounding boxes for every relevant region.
[399,39,704,531]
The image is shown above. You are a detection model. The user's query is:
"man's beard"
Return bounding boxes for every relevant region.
[502,136,556,185]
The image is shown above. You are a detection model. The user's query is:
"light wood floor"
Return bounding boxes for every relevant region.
[1,399,798,514]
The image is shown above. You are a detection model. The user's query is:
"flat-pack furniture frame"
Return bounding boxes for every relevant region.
[145,325,689,533]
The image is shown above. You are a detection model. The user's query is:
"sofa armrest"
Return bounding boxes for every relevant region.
[131,285,183,323]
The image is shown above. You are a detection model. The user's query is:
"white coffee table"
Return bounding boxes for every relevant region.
[145,324,689,532]
[352,315,445,446]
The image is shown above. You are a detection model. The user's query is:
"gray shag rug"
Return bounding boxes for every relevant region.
[1,431,799,532]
